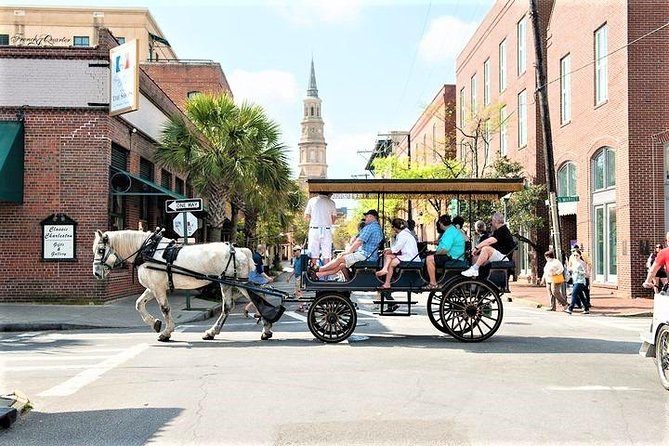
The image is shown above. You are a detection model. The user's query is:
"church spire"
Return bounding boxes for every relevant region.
[307,58,319,98]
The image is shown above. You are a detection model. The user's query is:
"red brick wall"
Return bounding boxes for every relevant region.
[141,62,232,112]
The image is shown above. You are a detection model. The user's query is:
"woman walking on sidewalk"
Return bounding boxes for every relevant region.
[565,250,590,314]
[540,250,568,311]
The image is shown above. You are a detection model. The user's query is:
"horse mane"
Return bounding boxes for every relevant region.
[106,230,152,261]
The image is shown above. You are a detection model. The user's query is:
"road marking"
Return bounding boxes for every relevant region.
[4,355,111,362]
[546,385,644,391]
[1,348,125,355]
[284,311,307,322]
[38,343,149,397]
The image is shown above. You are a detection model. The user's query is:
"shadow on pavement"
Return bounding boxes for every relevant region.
[0,407,183,446]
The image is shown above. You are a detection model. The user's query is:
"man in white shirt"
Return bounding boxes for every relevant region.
[304,192,337,266]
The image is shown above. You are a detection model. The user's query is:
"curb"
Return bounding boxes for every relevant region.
[612,311,653,318]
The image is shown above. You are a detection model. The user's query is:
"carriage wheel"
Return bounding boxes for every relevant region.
[427,290,450,334]
[655,325,669,390]
[439,279,503,342]
[307,294,357,343]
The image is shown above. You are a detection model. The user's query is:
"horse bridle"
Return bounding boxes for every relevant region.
[94,235,126,272]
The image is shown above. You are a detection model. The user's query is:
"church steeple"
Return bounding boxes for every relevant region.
[307,58,319,98]
[298,58,327,182]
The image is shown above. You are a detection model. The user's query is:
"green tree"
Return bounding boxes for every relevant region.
[157,93,295,245]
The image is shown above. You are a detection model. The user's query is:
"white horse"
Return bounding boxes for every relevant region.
[92,229,274,342]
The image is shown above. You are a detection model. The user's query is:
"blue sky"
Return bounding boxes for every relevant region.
[10,0,495,178]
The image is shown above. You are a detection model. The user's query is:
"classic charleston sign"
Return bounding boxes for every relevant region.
[109,39,139,116]
[41,214,77,261]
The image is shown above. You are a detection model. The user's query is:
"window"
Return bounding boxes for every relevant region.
[139,158,154,222]
[470,74,477,118]
[111,144,128,170]
[161,170,172,190]
[73,36,90,47]
[499,39,507,92]
[117,37,125,44]
[595,24,608,104]
[0,34,9,45]
[186,182,193,198]
[317,106,320,117]
[459,87,465,128]
[557,162,576,196]
[517,16,526,76]
[175,178,184,195]
[110,144,127,230]
[499,105,508,156]
[592,147,615,191]
[187,91,201,99]
[517,90,527,147]
[560,54,571,124]
[483,58,491,106]
[310,106,314,117]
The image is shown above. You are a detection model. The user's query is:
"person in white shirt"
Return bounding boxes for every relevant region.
[375,218,420,288]
[304,192,337,266]
[540,250,568,311]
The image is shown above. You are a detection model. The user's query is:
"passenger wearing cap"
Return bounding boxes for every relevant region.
[313,209,384,280]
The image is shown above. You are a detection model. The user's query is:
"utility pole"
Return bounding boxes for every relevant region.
[407,133,412,221]
[529,0,563,263]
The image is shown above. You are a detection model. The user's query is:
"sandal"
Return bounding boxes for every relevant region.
[426,283,439,290]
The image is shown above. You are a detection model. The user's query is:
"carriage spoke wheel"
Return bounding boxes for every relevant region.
[427,290,450,334]
[439,279,503,343]
[655,325,669,390]
[308,294,357,343]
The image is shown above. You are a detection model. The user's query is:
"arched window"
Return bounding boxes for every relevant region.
[310,106,314,117]
[317,107,320,117]
[591,147,616,284]
[557,162,576,196]
[593,147,615,191]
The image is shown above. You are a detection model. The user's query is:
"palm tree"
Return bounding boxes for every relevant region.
[156,93,294,244]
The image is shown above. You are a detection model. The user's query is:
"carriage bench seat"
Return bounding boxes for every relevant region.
[396,261,424,270]
[487,260,515,270]
[351,261,380,270]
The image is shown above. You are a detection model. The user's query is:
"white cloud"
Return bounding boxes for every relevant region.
[325,130,377,179]
[268,0,364,26]
[418,15,479,63]
[228,69,300,106]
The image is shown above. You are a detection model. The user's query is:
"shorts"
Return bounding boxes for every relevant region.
[434,255,466,268]
[344,251,367,268]
[488,249,509,263]
[308,227,333,260]
[249,270,269,285]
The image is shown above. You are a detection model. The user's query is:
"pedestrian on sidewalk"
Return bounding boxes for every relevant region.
[566,250,590,314]
[540,250,568,311]
[287,246,304,298]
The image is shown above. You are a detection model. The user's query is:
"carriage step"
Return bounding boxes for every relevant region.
[372,300,417,305]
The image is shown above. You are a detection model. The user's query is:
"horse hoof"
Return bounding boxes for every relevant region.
[153,320,162,333]
[157,335,171,342]
[202,333,214,341]
[260,332,273,341]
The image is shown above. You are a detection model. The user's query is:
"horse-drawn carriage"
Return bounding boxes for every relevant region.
[298,177,524,344]
[92,177,523,345]
[639,290,669,390]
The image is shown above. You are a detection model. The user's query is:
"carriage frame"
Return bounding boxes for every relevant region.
[296,177,525,344]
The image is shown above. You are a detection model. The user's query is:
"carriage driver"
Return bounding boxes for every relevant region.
[311,209,384,280]
[461,212,515,277]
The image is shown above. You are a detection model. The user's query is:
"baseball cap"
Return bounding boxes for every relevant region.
[363,209,379,218]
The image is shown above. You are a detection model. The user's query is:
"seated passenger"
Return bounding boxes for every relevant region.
[426,214,466,289]
[375,218,420,288]
[312,209,383,280]
[462,212,515,277]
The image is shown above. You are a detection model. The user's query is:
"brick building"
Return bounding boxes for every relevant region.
[0,29,226,302]
[456,0,669,297]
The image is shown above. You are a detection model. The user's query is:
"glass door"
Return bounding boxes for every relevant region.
[593,204,616,283]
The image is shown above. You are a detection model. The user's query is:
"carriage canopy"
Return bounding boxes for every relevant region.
[306,178,525,200]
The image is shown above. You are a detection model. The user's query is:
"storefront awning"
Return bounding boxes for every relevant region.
[0,121,24,203]
[110,166,186,200]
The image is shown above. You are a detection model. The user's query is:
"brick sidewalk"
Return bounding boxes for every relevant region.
[508,282,654,316]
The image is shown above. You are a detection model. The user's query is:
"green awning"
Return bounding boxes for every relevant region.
[0,121,24,203]
[110,166,186,200]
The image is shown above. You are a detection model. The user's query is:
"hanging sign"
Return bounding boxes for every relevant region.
[41,214,77,261]
[109,39,139,116]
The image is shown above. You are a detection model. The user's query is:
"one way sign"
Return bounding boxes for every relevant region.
[165,198,203,213]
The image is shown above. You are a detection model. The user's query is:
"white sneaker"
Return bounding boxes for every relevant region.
[461,266,479,277]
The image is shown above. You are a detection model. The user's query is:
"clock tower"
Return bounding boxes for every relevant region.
[298,59,327,181]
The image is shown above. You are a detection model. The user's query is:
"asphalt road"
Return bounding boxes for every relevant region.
[1,293,667,446]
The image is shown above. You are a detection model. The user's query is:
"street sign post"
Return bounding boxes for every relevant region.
[556,196,579,203]
[173,212,198,241]
[165,198,203,213]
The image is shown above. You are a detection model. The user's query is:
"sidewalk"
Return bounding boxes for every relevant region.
[508,282,654,316]
[0,291,221,333]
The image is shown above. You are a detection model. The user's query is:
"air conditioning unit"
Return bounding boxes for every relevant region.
[14,10,25,16]
[93,12,104,18]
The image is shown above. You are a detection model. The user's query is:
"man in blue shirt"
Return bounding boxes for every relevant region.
[313,209,384,280]
[425,214,466,288]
